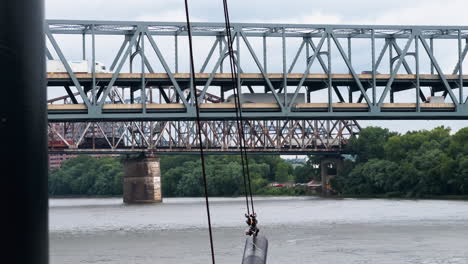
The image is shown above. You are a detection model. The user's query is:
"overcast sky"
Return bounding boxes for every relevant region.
[45,0,468,134]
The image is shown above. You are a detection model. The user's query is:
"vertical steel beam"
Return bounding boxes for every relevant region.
[82,32,86,60]
[175,34,178,73]
[91,24,96,105]
[430,38,434,75]
[1,1,48,263]
[141,32,146,113]
[263,35,267,73]
[415,35,420,112]
[283,28,287,107]
[452,39,468,74]
[419,36,458,105]
[389,39,394,103]
[219,35,223,73]
[371,29,376,106]
[458,30,464,104]
[430,38,435,97]
[347,37,352,74]
[236,29,242,107]
[327,33,333,112]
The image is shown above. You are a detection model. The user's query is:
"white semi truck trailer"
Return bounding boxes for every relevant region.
[46,60,110,73]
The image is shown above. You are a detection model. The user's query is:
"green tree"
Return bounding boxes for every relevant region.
[348,127,396,163]
[275,161,292,182]
[293,164,318,183]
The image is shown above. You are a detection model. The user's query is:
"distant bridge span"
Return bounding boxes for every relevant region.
[48,119,360,154]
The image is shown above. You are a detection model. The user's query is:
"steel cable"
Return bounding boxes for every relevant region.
[183,1,216,263]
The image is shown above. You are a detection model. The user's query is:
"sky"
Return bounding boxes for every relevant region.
[44,0,468,134]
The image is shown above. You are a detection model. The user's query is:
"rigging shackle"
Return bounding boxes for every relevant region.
[245,213,259,237]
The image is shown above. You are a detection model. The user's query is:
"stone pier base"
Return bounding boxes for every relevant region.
[320,156,344,196]
[123,155,162,203]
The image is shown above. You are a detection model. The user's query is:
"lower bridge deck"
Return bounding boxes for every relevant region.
[46,73,468,120]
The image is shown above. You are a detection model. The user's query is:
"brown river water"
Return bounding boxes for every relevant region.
[49,197,468,264]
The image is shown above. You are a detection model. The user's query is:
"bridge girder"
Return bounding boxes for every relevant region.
[48,120,360,154]
[45,20,468,121]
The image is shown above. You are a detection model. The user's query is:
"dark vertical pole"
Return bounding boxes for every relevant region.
[1,0,48,264]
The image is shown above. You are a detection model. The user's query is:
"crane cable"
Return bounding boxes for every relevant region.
[221,4,253,216]
[221,0,257,226]
[183,1,216,263]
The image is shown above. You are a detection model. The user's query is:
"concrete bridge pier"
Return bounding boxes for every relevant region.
[320,156,344,196]
[123,154,162,203]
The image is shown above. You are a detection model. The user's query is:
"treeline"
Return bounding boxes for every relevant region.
[333,126,468,197]
[161,155,318,197]
[49,126,468,198]
[49,154,319,196]
[49,155,123,196]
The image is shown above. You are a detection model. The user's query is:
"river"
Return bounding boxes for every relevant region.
[49,197,468,264]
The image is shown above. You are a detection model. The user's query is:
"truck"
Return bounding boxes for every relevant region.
[226,93,305,104]
[425,96,445,103]
[46,60,110,73]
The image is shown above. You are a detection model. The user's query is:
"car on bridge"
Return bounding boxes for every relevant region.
[361,70,381,74]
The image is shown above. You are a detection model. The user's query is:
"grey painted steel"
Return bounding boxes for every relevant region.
[46,29,92,108]
[378,36,413,105]
[241,235,268,264]
[45,20,468,121]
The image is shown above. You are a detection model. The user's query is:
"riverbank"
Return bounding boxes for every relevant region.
[49,193,468,201]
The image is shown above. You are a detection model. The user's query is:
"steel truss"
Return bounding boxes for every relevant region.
[45,20,468,120]
[48,120,360,154]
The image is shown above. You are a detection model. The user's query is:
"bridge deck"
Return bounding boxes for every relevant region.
[47,73,468,92]
[47,103,456,112]
[47,73,468,80]
[46,73,468,120]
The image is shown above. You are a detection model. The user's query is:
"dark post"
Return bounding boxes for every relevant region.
[0,1,48,264]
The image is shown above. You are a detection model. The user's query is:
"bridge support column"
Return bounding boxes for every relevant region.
[320,156,344,196]
[123,154,162,203]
